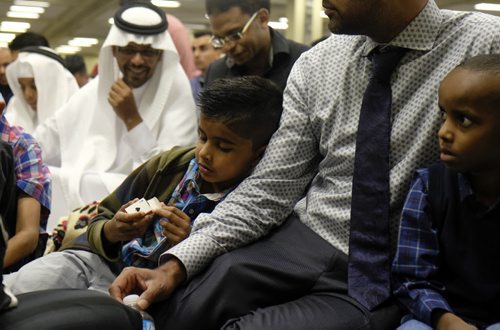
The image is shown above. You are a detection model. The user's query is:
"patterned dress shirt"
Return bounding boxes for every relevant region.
[165,0,500,278]
[0,114,51,230]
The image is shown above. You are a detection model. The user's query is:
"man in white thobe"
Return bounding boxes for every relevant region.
[34,3,198,230]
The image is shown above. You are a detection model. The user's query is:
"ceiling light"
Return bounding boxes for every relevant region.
[55,45,81,54]
[151,1,181,8]
[268,17,288,30]
[474,3,500,11]
[6,11,39,19]
[10,5,45,14]
[0,33,16,42]
[68,37,99,47]
[0,21,31,33]
[14,0,50,7]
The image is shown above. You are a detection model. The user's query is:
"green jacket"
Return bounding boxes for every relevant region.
[86,146,195,263]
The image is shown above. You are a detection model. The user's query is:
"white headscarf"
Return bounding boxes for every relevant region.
[48,3,197,209]
[83,6,186,175]
[5,48,79,133]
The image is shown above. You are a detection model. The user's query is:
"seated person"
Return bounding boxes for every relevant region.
[0,113,51,273]
[392,54,500,329]
[3,75,283,294]
[4,46,79,134]
[33,3,197,230]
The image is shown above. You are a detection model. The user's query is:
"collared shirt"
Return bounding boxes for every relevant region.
[204,27,309,91]
[166,1,500,278]
[392,167,500,325]
[0,114,51,230]
[122,158,232,267]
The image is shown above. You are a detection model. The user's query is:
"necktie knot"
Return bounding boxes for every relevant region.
[371,47,407,83]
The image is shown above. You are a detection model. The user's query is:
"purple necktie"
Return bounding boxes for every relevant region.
[348,47,407,310]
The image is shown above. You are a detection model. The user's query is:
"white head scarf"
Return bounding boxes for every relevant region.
[84,3,184,173]
[5,47,79,133]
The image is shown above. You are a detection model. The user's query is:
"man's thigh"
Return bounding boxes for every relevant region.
[152,215,369,329]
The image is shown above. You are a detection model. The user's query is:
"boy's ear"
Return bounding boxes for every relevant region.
[251,144,267,168]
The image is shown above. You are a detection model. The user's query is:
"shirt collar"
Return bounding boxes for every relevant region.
[362,0,443,56]
[178,158,232,202]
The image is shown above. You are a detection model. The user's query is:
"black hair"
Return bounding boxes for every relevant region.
[457,54,500,76]
[65,55,87,75]
[193,30,213,39]
[199,76,283,150]
[9,32,49,51]
[206,0,270,16]
[456,54,500,112]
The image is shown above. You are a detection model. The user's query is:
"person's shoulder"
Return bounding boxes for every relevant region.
[205,58,228,82]
[150,146,196,173]
[441,9,500,30]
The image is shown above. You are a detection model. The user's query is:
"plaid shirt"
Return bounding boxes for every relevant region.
[122,158,233,267]
[0,114,51,230]
[391,167,484,325]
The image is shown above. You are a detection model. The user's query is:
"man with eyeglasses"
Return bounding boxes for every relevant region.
[33,2,197,229]
[203,0,309,92]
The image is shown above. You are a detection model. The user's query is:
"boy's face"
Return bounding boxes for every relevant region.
[438,68,500,174]
[18,77,37,111]
[195,114,262,192]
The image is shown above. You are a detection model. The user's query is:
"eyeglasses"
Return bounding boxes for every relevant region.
[117,46,162,59]
[210,11,259,49]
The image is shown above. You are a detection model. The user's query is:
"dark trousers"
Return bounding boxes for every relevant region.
[151,215,402,329]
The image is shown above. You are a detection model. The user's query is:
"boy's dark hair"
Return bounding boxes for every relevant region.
[458,53,500,76]
[9,32,49,51]
[65,55,87,75]
[457,54,500,111]
[199,76,283,150]
[193,30,213,39]
[206,0,270,16]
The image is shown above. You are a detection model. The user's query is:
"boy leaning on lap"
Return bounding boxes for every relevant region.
[3,75,284,295]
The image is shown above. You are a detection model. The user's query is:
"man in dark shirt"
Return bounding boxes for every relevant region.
[204,0,309,91]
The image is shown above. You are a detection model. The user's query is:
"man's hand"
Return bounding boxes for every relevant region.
[103,199,154,243]
[155,203,192,246]
[435,312,478,330]
[109,258,187,310]
[108,78,142,130]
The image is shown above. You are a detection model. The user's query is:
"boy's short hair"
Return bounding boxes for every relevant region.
[456,54,500,111]
[199,76,283,150]
[458,53,500,75]
[206,0,270,16]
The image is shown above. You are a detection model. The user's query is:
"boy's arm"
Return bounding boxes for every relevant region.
[87,148,193,261]
[391,169,453,326]
[3,194,40,268]
[87,158,157,261]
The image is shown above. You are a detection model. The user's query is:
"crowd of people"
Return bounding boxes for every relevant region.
[0,0,499,329]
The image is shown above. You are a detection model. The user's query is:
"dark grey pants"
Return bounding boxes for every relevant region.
[151,215,402,329]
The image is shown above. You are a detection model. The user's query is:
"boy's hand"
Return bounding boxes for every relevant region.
[108,78,142,130]
[104,199,154,243]
[109,258,187,310]
[155,203,191,246]
[435,312,478,330]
